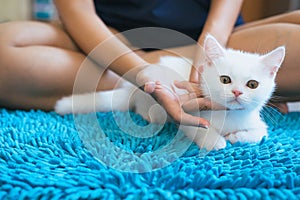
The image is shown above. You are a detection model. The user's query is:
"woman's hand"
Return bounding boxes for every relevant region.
[173,81,226,112]
[144,81,210,128]
[136,64,210,128]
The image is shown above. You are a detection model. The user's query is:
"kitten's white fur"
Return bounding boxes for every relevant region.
[55,35,285,150]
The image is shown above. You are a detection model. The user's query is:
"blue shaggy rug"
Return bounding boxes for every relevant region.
[0,108,299,199]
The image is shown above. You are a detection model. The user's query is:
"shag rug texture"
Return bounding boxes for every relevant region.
[0,108,299,200]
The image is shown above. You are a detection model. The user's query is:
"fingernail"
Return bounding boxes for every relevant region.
[200,124,209,129]
[200,121,210,129]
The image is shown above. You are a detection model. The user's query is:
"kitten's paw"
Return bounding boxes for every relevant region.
[213,137,227,150]
[199,135,226,151]
[226,130,266,144]
[226,133,239,144]
[54,97,73,115]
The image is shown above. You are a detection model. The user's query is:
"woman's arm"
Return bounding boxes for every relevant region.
[54,0,148,83]
[190,0,244,82]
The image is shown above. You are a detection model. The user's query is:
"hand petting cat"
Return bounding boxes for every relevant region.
[135,66,226,130]
[136,64,211,128]
[173,80,226,112]
[135,48,226,129]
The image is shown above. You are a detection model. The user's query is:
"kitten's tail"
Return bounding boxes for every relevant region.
[54,87,135,115]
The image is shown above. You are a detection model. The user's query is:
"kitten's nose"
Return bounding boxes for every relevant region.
[232,90,243,97]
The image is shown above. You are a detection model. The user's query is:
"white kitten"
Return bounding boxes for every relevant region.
[55,35,285,150]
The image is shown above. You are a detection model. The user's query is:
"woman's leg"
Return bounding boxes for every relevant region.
[0,21,121,110]
[235,10,300,31]
[228,10,300,101]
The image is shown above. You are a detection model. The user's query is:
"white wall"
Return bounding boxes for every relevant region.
[0,0,31,22]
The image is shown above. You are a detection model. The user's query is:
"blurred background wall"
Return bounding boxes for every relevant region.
[0,0,57,22]
[0,0,31,22]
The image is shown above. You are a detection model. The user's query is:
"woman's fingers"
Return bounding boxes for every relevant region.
[181,98,211,112]
[174,80,203,97]
[179,112,210,128]
[189,67,200,83]
[143,81,161,93]
[145,82,210,128]
[174,80,226,112]
[181,98,226,112]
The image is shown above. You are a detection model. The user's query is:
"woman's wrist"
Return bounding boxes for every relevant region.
[135,64,156,87]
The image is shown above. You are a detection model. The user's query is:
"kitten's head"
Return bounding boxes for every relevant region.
[200,34,285,110]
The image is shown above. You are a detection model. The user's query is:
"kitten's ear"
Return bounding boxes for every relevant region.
[203,34,225,63]
[261,46,285,77]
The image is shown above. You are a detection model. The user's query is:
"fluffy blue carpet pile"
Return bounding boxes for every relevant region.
[0,108,299,199]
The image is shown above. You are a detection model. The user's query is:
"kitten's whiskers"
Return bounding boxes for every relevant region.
[259,106,283,126]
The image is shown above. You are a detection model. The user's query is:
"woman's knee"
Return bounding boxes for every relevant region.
[0,22,28,44]
[0,21,37,47]
[0,26,14,75]
[0,21,77,50]
[0,23,21,70]
[285,10,300,21]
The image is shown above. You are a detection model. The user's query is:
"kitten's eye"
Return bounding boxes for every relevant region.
[220,75,231,84]
[246,80,259,89]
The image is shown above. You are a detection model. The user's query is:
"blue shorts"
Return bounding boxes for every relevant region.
[94,0,244,49]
